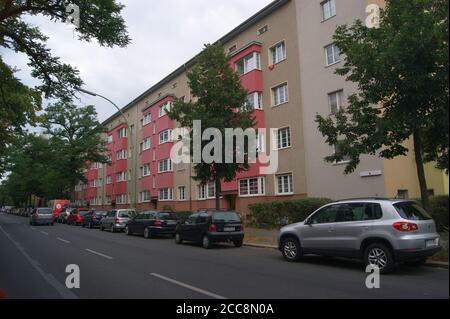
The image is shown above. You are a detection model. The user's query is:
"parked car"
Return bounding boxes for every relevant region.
[278,199,442,274]
[29,208,54,226]
[56,207,72,224]
[175,210,244,249]
[125,211,179,238]
[82,210,109,229]
[100,209,137,233]
[49,199,71,221]
[67,208,90,226]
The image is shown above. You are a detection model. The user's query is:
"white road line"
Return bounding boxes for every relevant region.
[151,273,227,299]
[85,249,113,260]
[40,231,49,236]
[57,237,70,244]
[30,227,36,230]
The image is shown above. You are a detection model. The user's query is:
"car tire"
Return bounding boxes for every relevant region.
[100,224,104,231]
[144,228,151,239]
[125,226,130,236]
[88,223,92,229]
[404,258,428,267]
[233,239,244,248]
[111,225,116,233]
[175,233,183,244]
[281,237,303,262]
[364,243,396,274]
[202,235,212,249]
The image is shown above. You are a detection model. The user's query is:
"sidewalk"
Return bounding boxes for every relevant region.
[244,227,449,269]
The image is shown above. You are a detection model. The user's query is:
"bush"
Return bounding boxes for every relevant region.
[429,196,449,232]
[248,198,332,228]
[173,211,194,222]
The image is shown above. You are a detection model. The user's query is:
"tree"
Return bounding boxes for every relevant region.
[41,101,110,193]
[0,0,130,101]
[315,0,448,210]
[168,44,255,209]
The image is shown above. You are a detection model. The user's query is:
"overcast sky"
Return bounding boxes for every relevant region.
[1,0,274,123]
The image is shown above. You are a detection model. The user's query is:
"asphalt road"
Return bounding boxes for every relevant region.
[0,212,448,299]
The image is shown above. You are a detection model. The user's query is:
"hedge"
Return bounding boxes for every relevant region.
[248,198,333,228]
[427,196,449,232]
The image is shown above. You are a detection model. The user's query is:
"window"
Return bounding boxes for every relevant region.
[321,0,336,21]
[272,83,288,106]
[325,43,341,66]
[118,127,127,138]
[334,141,351,164]
[116,194,128,204]
[396,189,409,200]
[276,173,293,195]
[228,45,237,54]
[309,205,338,224]
[333,203,383,222]
[270,41,286,65]
[256,131,265,153]
[159,101,173,118]
[141,164,151,177]
[139,191,151,203]
[106,154,112,163]
[235,52,261,76]
[159,129,172,144]
[178,186,186,201]
[89,180,97,188]
[198,183,215,200]
[142,113,152,126]
[244,92,263,111]
[257,25,268,36]
[116,149,128,160]
[158,159,172,173]
[107,135,113,144]
[394,202,432,221]
[141,138,151,151]
[116,171,128,182]
[105,196,112,205]
[328,90,344,114]
[159,188,173,201]
[276,127,291,150]
[106,176,112,185]
[239,177,265,197]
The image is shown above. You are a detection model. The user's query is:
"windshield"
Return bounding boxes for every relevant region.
[394,202,432,221]
[212,212,241,222]
[95,211,108,217]
[37,208,52,215]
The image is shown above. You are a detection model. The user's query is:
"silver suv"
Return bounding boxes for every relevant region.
[100,209,136,233]
[278,199,441,273]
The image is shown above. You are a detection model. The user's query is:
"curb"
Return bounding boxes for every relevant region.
[244,242,449,269]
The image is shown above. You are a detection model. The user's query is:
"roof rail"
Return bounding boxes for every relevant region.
[333,197,392,202]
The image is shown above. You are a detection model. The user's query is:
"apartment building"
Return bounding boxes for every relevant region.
[73,0,448,213]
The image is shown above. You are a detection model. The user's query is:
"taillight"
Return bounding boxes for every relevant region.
[240,224,244,232]
[92,215,97,221]
[115,218,120,225]
[393,222,418,232]
[208,224,217,232]
[154,219,162,226]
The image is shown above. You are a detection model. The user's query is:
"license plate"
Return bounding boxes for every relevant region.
[167,221,177,225]
[224,227,235,232]
[426,238,439,248]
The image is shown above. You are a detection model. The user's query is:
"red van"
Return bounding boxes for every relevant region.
[49,200,71,220]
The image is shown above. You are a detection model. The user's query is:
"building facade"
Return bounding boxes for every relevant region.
[73,0,448,213]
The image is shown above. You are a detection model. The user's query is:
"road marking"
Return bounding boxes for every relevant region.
[30,227,36,230]
[40,231,49,236]
[150,273,227,299]
[0,226,78,299]
[85,249,113,260]
[57,237,70,244]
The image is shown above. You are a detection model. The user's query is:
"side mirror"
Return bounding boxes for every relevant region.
[305,219,312,226]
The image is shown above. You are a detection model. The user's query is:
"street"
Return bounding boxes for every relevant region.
[0,212,448,299]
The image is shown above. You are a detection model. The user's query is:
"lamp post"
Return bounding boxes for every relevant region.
[77,87,136,208]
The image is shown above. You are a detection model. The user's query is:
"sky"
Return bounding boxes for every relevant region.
[1,0,274,123]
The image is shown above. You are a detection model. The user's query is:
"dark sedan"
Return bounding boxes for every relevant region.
[125,211,179,238]
[82,210,108,229]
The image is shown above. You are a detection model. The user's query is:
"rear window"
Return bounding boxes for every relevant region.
[79,211,89,216]
[212,212,241,222]
[37,208,52,215]
[95,211,108,217]
[118,210,135,218]
[157,212,176,220]
[394,202,432,221]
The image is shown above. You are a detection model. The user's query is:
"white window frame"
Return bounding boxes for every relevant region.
[328,90,344,114]
[321,0,336,21]
[256,131,266,153]
[198,182,216,200]
[106,175,112,185]
[159,129,173,145]
[116,194,127,204]
[158,101,173,118]
[245,92,263,111]
[118,127,127,139]
[116,149,128,160]
[271,82,289,107]
[239,177,265,197]
[142,113,152,126]
[235,52,261,76]
[139,191,151,203]
[141,164,151,177]
[178,186,187,201]
[158,188,173,201]
[107,135,113,144]
[116,171,128,182]
[158,159,172,173]
[276,173,294,195]
[270,41,286,65]
[141,137,151,151]
[325,43,341,66]
[333,142,351,165]
[275,127,292,150]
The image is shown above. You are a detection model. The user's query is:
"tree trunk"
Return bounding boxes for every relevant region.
[413,130,430,211]
[215,177,221,210]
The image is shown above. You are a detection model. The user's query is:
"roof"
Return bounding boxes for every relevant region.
[102,0,290,125]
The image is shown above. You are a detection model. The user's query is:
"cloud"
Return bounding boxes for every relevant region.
[0,0,273,122]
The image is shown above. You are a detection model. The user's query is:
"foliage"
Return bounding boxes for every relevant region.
[248,198,333,228]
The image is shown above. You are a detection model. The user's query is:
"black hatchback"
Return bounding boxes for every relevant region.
[125,211,179,238]
[175,210,244,249]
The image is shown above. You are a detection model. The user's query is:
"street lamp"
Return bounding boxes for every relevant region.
[77,87,136,208]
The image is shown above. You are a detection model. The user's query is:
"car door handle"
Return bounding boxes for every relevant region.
[361,226,370,231]
[328,226,335,232]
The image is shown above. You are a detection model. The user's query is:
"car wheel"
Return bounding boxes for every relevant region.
[233,239,244,248]
[111,225,115,233]
[88,223,92,229]
[202,235,212,249]
[364,243,395,274]
[144,228,151,239]
[125,226,130,236]
[100,224,104,231]
[175,233,183,244]
[404,258,428,267]
[50,223,54,226]
[281,237,302,262]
